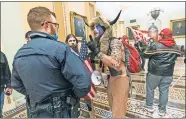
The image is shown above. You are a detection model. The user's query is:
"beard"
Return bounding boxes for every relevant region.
[71,45,79,54]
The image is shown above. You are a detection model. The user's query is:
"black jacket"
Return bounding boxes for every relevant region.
[144,42,181,76]
[11,31,91,105]
[0,51,11,89]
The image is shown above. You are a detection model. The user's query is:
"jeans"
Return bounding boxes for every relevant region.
[146,72,173,113]
[0,90,4,118]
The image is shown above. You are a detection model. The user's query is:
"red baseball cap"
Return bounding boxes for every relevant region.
[159,28,172,37]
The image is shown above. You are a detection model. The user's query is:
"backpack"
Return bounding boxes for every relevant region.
[121,37,142,73]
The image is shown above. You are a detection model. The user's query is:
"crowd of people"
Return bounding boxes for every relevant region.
[0,6,185,118]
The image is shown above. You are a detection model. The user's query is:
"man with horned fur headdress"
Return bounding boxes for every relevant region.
[85,10,129,118]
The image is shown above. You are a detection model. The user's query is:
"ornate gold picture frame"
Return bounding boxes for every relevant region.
[70,11,88,41]
[126,25,140,40]
[170,18,186,38]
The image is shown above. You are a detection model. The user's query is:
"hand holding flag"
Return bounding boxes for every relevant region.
[79,36,97,100]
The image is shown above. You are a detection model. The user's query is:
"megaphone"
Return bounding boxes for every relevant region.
[91,70,109,86]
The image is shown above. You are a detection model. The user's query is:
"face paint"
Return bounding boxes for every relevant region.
[96,25,104,37]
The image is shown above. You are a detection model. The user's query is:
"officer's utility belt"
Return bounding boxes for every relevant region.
[29,90,80,118]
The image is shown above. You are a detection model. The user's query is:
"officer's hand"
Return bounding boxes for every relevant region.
[5,88,13,95]
[80,98,84,101]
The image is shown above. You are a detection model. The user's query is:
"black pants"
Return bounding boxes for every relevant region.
[28,97,71,118]
[140,52,145,70]
[84,99,92,111]
[31,109,70,118]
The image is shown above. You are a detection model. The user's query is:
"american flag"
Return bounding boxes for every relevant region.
[128,27,150,45]
[79,36,96,100]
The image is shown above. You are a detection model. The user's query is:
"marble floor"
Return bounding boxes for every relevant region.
[2,58,185,118]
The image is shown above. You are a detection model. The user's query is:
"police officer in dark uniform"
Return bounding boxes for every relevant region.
[11,7,91,118]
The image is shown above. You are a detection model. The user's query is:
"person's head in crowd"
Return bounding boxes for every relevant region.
[148,23,159,41]
[65,34,79,53]
[158,28,176,47]
[27,7,59,39]
[159,28,172,40]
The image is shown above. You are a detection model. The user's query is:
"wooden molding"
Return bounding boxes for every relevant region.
[53,2,66,42]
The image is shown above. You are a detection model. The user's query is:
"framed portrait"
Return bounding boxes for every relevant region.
[126,25,140,40]
[170,18,186,38]
[70,11,88,41]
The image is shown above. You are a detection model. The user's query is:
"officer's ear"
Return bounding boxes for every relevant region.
[41,21,50,30]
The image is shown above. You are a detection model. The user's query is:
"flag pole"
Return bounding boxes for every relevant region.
[90,99,95,118]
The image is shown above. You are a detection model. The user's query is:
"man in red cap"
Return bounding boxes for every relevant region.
[143,28,184,118]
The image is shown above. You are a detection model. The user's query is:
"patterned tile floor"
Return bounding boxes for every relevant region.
[3,91,185,118]
[2,58,185,118]
[79,90,185,118]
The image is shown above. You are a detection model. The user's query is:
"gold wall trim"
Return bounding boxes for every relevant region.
[53,2,65,42]
[70,11,88,39]
[170,18,186,39]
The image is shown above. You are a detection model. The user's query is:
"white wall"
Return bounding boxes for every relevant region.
[122,2,185,46]
[1,2,26,105]
[1,2,26,69]
[96,2,185,46]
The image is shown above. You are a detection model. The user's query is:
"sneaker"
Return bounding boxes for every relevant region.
[161,114,170,118]
[152,110,161,118]
[152,110,167,118]
[143,104,154,112]
[159,111,166,116]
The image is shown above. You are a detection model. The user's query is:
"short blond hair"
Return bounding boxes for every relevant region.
[27,6,53,30]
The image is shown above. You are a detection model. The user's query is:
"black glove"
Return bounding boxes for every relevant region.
[87,35,99,57]
[90,57,96,63]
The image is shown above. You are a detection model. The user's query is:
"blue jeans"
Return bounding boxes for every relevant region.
[146,72,173,113]
[0,90,4,117]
